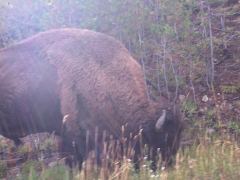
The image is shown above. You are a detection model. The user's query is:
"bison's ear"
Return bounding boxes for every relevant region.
[155,109,167,130]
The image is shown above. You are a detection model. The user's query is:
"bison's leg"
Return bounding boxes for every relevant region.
[149,148,158,171]
[57,131,83,169]
[61,136,84,169]
[161,133,181,168]
[58,84,85,168]
[132,140,142,171]
[60,114,85,169]
[160,148,176,168]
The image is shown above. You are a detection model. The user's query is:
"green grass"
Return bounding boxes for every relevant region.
[13,134,240,180]
[168,138,240,180]
[1,129,239,179]
[220,85,240,94]
[0,160,7,178]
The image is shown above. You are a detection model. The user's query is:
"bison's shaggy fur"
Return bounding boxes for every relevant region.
[0,28,183,168]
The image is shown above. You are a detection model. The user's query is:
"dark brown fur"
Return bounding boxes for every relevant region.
[0,28,183,168]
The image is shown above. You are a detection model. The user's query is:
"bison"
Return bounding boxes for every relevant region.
[0,28,183,169]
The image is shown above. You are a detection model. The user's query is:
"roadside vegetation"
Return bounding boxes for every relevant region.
[0,133,239,179]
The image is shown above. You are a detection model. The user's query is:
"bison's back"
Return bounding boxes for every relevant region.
[0,28,157,138]
[42,29,154,136]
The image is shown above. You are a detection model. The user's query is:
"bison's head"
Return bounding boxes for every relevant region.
[142,108,183,167]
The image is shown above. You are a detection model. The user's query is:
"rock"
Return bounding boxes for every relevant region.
[48,161,57,168]
[202,95,209,102]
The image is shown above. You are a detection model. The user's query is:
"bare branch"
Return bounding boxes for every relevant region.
[170,55,179,103]
[138,30,150,100]
[162,36,170,99]
[208,5,215,85]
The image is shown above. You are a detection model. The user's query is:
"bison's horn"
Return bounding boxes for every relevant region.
[63,114,70,124]
[155,109,167,130]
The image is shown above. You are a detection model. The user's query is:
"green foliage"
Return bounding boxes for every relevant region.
[168,137,240,179]
[27,167,38,180]
[17,144,30,155]
[0,137,8,150]
[228,121,240,134]
[205,108,216,120]
[20,160,42,179]
[181,99,198,117]
[221,85,240,94]
[41,165,70,180]
[39,136,57,152]
[18,136,240,179]
[0,161,7,178]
